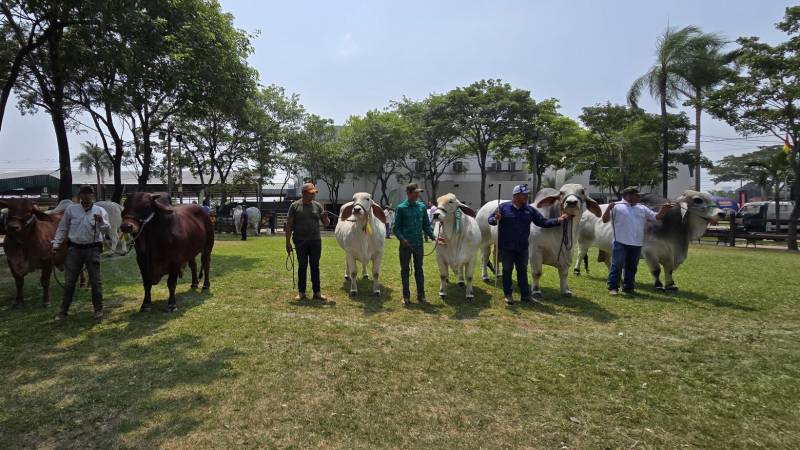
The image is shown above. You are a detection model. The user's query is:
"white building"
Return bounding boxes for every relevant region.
[310,150,697,208]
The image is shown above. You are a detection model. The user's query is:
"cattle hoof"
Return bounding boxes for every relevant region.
[349,290,357,297]
[457,281,465,287]
[202,286,210,292]
[166,305,177,313]
[665,285,678,291]
[573,270,581,276]
[190,284,198,290]
[532,291,542,299]
[344,275,350,280]
[363,275,369,280]
[466,294,474,300]
[562,290,573,297]
[655,285,665,292]
[439,293,446,299]
[140,305,152,312]
[482,276,490,282]
[374,291,381,297]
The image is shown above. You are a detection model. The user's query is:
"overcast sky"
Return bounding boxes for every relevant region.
[0,0,793,191]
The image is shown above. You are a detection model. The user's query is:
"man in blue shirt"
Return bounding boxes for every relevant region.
[489,184,567,305]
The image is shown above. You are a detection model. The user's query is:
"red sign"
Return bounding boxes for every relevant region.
[738,190,747,209]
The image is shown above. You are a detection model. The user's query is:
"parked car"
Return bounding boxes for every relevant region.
[735,201,795,232]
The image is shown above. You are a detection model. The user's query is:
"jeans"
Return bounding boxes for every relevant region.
[295,239,321,294]
[500,247,529,298]
[61,245,103,313]
[607,242,642,291]
[399,244,424,299]
[241,221,248,240]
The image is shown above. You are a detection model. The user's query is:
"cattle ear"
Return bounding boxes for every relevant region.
[340,203,354,221]
[371,202,387,224]
[586,198,602,217]
[458,203,476,218]
[32,204,52,220]
[535,195,560,209]
[150,194,173,214]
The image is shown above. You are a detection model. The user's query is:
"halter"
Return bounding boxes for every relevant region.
[119,211,155,256]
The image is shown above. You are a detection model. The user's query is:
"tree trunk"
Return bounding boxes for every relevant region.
[95,170,102,200]
[478,148,488,205]
[788,168,798,251]
[53,108,72,201]
[138,126,152,191]
[694,102,702,191]
[660,90,669,199]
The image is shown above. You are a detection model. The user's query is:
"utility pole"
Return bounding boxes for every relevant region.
[176,133,183,203]
[166,124,173,201]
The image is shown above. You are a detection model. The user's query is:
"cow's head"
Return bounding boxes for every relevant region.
[120,192,172,234]
[341,192,386,224]
[433,193,476,223]
[676,190,726,225]
[0,198,51,234]
[535,183,602,218]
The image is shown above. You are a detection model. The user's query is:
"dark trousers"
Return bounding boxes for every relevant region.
[500,247,529,298]
[61,245,103,313]
[295,239,321,294]
[241,221,248,240]
[608,242,642,291]
[399,244,424,299]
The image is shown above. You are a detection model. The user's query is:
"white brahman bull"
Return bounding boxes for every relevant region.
[432,193,481,300]
[573,190,726,290]
[335,192,387,296]
[49,199,125,255]
[475,199,509,281]
[529,184,602,297]
[233,205,261,236]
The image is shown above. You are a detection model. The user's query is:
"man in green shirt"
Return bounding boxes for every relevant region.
[392,183,436,305]
[286,182,330,301]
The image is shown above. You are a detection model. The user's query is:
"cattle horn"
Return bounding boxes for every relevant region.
[371,202,387,224]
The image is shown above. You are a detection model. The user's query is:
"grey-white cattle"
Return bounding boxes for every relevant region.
[432,193,481,299]
[233,205,261,236]
[573,190,726,290]
[528,184,602,297]
[335,192,387,296]
[475,199,508,281]
[49,199,125,255]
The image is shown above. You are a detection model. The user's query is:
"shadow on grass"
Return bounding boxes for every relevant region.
[339,276,396,315]
[630,283,758,312]
[439,282,492,320]
[532,286,619,323]
[0,286,242,447]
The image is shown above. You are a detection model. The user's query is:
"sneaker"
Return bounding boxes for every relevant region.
[401,297,410,306]
[295,293,307,301]
[504,295,516,305]
[608,289,619,296]
[94,310,104,320]
[312,292,326,301]
[622,289,636,296]
[54,312,67,321]
[418,297,428,304]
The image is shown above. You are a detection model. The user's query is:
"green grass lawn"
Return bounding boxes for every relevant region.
[1,235,798,449]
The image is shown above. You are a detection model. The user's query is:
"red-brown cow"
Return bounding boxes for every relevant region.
[0,198,68,307]
[120,193,214,312]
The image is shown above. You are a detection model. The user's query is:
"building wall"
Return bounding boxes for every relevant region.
[310,152,696,208]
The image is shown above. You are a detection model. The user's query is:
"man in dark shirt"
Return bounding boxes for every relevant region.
[285,182,330,301]
[240,206,249,241]
[488,184,567,305]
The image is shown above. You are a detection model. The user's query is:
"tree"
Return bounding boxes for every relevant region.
[575,103,692,197]
[710,146,792,224]
[628,25,721,198]
[444,79,533,204]
[341,110,415,206]
[706,6,800,250]
[394,94,464,200]
[74,142,112,200]
[290,115,351,207]
[675,33,731,191]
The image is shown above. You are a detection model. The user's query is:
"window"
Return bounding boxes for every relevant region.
[453,161,467,173]
[508,161,516,172]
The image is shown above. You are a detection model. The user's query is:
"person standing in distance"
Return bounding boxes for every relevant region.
[240,205,249,241]
[392,183,436,306]
[285,182,330,301]
[488,184,568,305]
[52,185,110,321]
[602,186,674,296]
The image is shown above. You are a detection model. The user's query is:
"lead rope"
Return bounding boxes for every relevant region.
[557,216,573,263]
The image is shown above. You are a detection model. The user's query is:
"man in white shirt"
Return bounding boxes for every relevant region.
[602,186,673,296]
[52,185,110,320]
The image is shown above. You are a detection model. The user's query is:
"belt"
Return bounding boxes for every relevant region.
[68,242,102,249]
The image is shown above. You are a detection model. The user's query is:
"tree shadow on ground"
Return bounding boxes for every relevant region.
[0,284,243,448]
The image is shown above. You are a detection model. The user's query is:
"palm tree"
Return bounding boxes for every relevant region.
[628,25,720,198]
[74,142,113,200]
[675,36,730,191]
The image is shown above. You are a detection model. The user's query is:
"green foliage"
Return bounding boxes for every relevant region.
[710,146,792,201]
[288,114,351,206]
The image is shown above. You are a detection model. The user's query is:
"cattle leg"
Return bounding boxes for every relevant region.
[362,263,368,280]
[457,267,465,287]
[464,261,476,300]
[559,265,572,297]
[437,256,449,299]
[530,253,543,298]
[13,274,24,307]
[40,264,52,308]
[645,254,663,291]
[371,253,383,296]
[347,254,358,296]
[573,245,588,276]
[166,272,178,312]
[201,249,211,291]
[480,244,491,281]
[664,265,678,291]
[189,258,199,289]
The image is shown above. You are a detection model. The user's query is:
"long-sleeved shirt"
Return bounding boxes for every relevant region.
[393,200,435,247]
[488,201,559,251]
[52,203,110,248]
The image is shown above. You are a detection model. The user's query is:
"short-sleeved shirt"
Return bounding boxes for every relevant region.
[610,200,657,246]
[288,200,324,241]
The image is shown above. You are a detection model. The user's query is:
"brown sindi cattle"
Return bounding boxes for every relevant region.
[0,198,67,307]
[120,193,214,312]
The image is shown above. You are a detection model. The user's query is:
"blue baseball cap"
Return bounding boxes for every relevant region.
[512,184,529,195]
